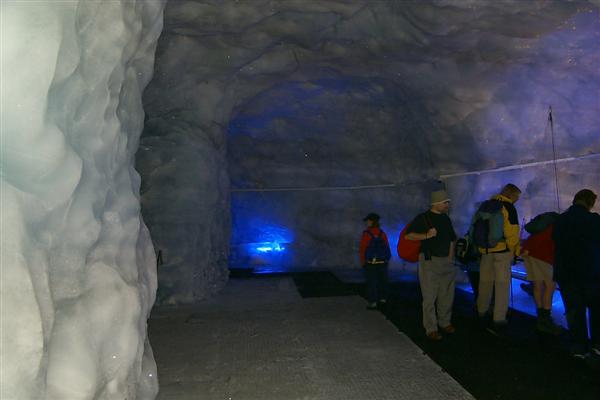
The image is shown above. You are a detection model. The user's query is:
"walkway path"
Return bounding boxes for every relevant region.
[149,277,473,400]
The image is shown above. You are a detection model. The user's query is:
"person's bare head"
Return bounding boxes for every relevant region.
[572,189,597,211]
[500,183,522,203]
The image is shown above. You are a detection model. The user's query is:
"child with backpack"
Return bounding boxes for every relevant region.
[359,213,391,310]
[404,190,458,340]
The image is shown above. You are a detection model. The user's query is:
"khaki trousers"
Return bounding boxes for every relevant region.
[418,254,456,334]
[477,252,513,322]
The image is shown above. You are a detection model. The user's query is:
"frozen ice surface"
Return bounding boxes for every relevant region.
[140,0,599,286]
[1,1,165,399]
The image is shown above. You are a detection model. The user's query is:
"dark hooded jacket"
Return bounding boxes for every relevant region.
[552,204,600,287]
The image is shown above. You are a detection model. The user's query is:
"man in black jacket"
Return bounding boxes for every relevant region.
[553,189,600,359]
[406,190,457,340]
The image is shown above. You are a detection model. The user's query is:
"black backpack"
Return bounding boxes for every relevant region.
[364,230,391,263]
[455,236,479,265]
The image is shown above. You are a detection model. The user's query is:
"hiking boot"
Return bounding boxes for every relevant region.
[572,352,590,361]
[487,321,508,337]
[536,316,562,335]
[585,353,600,371]
[366,302,378,310]
[440,325,456,334]
[426,331,443,341]
[476,312,490,329]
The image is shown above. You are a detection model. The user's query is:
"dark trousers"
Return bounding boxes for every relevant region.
[559,281,600,353]
[364,264,388,303]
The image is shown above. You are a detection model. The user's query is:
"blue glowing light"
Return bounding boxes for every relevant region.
[255,243,286,253]
[229,214,293,267]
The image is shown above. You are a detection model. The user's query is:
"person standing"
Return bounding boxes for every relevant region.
[406,190,457,340]
[476,183,522,330]
[521,212,561,334]
[553,189,600,359]
[359,213,391,310]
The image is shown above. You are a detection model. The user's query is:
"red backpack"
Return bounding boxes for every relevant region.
[397,224,421,263]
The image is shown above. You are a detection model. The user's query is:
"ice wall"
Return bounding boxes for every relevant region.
[1,1,165,399]
[140,0,599,286]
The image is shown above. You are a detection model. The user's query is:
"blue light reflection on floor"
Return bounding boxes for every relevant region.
[456,277,567,328]
[230,218,294,267]
[253,266,290,274]
[332,266,569,329]
[254,243,285,253]
[454,262,567,327]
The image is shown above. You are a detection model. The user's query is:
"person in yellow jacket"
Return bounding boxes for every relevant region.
[476,183,522,330]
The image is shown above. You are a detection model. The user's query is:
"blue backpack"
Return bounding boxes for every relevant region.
[469,199,505,251]
[365,230,391,263]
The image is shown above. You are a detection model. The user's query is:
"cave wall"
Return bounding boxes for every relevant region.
[138,0,599,302]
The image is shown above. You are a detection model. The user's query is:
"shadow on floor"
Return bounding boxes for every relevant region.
[366,279,600,400]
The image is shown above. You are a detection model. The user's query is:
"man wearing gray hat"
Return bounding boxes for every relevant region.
[406,190,458,340]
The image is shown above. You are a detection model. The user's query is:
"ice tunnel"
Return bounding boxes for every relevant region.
[1,0,599,399]
[138,0,600,303]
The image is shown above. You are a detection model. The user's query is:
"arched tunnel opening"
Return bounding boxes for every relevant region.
[2,1,600,399]
[226,77,437,272]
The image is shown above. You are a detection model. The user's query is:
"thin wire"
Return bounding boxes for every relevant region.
[231,183,397,193]
[231,177,441,193]
[439,152,600,179]
[233,150,600,193]
[548,106,561,212]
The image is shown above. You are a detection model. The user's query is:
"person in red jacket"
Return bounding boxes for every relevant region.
[359,213,391,310]
[522,212,561,335]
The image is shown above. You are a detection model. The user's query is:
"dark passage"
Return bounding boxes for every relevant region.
[231,270,600,400]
